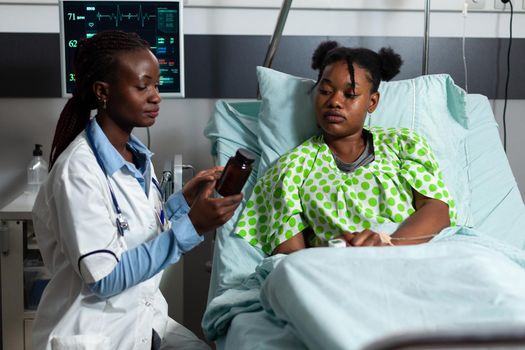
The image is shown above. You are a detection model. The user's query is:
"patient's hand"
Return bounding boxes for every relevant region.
[339,230,390,247]
[272,232,306,255]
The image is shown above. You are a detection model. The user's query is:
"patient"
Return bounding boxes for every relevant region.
[235,41,456,255]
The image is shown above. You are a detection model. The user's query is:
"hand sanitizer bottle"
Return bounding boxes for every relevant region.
[27,144,48,193]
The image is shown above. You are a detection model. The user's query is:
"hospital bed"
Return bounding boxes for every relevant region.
[201,1,525,348]
[202,68,525,349]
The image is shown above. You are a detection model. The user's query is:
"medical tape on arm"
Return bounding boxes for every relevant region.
[386,233,439,245]
[377,232,395,246]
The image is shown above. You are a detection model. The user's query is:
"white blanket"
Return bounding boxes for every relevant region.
[260,228,525,349]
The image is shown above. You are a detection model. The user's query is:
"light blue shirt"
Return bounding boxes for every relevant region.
[88,117,153,195]
[86,118,203,298]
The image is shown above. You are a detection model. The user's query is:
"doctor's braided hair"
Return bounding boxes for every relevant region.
[311,41,403,93]
[50,30,150,169]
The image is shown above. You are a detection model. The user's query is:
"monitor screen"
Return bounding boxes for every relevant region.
[60,0,184,97]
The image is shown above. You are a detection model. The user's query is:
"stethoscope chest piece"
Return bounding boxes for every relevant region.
[116,213,130,236]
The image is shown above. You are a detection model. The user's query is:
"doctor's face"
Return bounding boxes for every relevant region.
[314,61,379,140]
[106,49,161,130]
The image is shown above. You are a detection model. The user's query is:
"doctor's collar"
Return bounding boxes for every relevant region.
[87,118,153,176]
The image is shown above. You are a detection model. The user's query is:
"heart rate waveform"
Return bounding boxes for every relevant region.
[62,1,183,96]
[94,5,156,28]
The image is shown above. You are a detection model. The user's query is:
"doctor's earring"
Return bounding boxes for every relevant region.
[98,98,107,110]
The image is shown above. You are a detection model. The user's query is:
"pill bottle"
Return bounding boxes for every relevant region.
[215,149,255,197]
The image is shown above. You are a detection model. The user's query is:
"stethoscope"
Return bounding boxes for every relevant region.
[86,128,165,236]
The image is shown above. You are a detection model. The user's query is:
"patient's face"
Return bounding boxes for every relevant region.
[314,61,378,140]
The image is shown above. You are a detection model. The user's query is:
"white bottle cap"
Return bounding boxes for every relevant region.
[328,238,347,248]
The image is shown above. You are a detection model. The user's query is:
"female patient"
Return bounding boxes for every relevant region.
[235,41,455,255]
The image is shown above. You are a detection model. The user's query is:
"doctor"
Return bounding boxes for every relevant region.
[32,30,242,349]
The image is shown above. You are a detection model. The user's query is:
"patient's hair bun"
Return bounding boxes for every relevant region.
[378,47,403,82]
[311,41,339,70]
[310,42,403,92]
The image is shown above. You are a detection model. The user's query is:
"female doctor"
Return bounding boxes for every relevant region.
[31,30,241,349]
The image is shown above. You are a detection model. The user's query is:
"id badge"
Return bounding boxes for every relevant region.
[154,202,170,232]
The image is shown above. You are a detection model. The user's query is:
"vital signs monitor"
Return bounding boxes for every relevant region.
[59,0,184,97]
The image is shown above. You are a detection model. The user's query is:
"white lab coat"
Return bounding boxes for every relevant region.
[32,131,209,350]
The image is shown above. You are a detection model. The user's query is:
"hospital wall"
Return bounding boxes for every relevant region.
[1,1,525,342]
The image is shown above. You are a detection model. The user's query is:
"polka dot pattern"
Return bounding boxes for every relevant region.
[235,127,457,255]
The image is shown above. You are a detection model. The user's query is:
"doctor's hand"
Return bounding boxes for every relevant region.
[183,166,223,207]
[188,181,243,234]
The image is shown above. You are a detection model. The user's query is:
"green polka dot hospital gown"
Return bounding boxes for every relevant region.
[235,127,457,255]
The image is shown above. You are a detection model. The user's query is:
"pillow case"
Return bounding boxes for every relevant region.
[256,66,472,226]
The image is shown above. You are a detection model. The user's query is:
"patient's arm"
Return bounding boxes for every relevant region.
[343,190,450,247]
[272,232,307,255]
[390,190,450,245]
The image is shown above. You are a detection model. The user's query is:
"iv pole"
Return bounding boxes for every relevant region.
[422,0,431,75]
[257,0,292,98]
[261,0,431,76]
[263,0,293,68]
